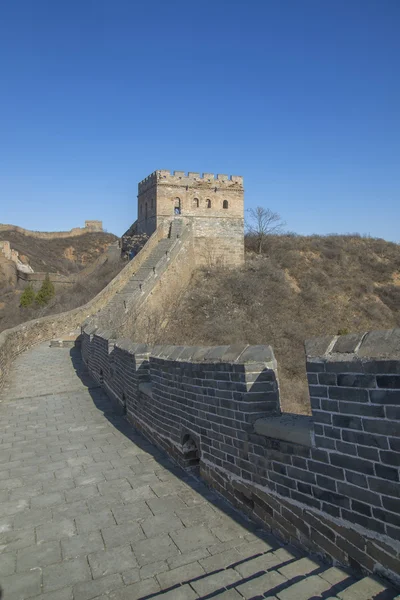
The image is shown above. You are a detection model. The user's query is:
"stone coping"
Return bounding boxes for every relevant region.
[84,331,276,365]
[305,328,400,360]
[254,414,314,447]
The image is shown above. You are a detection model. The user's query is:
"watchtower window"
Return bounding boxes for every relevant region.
[223,200,228,209]
[193,198,199,208]
[206,199,211,209]
[174,197,181,215]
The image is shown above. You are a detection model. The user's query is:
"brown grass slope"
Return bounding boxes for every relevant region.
[0,229,118,274]
[161,234,400,414]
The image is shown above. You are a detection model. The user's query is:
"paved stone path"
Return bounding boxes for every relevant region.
[0,344,397,600]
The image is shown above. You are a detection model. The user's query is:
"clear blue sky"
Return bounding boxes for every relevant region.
[0,0,399,239]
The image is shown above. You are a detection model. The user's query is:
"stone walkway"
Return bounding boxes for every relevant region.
[0,344,397,600]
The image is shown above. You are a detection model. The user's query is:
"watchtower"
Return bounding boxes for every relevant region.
[137,170,244,266]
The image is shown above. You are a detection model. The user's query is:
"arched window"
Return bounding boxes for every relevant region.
[182,433,200,470]
[223,200,228,209]
[206,199,211,209]
[193,198,199,208]
[145,202,148,220]
[151,198,154,210]
[174,197,181,215]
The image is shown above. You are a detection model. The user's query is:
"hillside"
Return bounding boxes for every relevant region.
[158,234,400,414]
[0,227,124,333]
[0,228,118,274]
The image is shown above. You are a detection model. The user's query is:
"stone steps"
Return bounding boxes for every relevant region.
[149,548,397,599]
[104,237,176,310]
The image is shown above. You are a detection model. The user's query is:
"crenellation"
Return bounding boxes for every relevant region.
[135,168,244,265]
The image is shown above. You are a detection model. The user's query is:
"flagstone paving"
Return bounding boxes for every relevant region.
[0,343,397,600]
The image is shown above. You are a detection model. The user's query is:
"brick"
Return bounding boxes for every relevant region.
[372,507,400,528]
[332,414,363,430]
[337,576,388,600]
[0,551,16,577]
[309,385,328,398]
[331,453,374,475]
[345,471,368,488]
[337,482,381,506]
[329,387,369,403]
[374,463,399,481]
[313,487,350,508]
[342,430,388,449]
[377,375,400,388]
[318,373,336,385]
[278,575,333,600]
[101,522,145,548]
[75,509,116,534]
[2,570,42,600]
[157,561,205,588]
[170,524,218,553]
[88,545,138,578]
[368,477,400,497]
[132,534,180,566]
[151,585,198,599]
[108,578,160,599]
[308,460,344,480]
[362,418,399,437]
[43,557,92,592]
[370,389,400,404]
[337,374,376,388]
[61,530,104,559]
[278,557,320,578]
[191,568,241,596]
[339,401,384,418]
[73,574,124,600]
[382,496,400,514]
[17,540,62,571]
[236,570,287,598]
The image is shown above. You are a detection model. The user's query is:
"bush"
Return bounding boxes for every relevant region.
[35,274,55,306]
[20,285,35,308]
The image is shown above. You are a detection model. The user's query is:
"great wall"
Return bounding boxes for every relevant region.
[0,170,399,598]
[0,221,106,291]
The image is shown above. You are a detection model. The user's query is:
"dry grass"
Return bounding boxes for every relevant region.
[159,234,400,414]
[0,230,118,274]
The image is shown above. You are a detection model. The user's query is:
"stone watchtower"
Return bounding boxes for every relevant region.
[136,170,244,266]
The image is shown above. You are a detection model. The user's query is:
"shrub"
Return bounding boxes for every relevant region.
[337,328,350,335]
[35,274,55,306]
[19,285,35,308]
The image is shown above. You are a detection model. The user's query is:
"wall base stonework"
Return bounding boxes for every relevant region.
[200,462,400,584]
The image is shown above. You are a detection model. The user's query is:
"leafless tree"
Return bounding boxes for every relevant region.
[246,206,286,254]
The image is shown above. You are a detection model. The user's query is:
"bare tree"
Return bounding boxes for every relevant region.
[246,206,286,254]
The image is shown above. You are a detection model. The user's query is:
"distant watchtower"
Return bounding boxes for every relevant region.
[137,170,244,266]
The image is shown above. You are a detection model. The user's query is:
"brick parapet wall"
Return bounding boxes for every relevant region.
[81,328,400,586]
[89,222,194,338]
[0,226,165,391]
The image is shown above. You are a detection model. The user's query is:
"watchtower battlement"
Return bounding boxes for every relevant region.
[85,220,103,232]
[138,170,243,194]
[136,169,244,266]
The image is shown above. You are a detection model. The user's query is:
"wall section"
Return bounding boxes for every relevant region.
[81,329,400,586]
[0,226,165,390]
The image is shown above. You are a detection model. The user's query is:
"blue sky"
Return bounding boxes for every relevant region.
[0,0,399,239]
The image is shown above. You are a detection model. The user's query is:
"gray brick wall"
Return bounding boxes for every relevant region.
[81,327,400,586]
